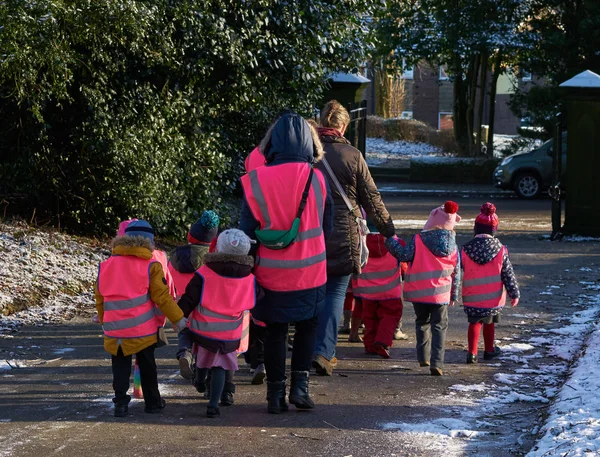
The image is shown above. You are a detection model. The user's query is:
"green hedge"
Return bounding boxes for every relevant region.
[0,0,373,237]
[409,158,499,184]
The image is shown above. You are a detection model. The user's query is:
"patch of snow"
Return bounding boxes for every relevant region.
[494,373,524,385]
[53,348,75,355]
[501,343,536,353]
[449,383,487,393]
[563,236,600,242]
[366,138,446,166]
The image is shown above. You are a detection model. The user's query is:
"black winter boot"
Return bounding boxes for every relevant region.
[266,380,288,414]
[289,371,314,410]
[220,381,235,406]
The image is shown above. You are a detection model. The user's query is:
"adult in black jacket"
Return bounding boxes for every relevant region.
[313,100,396,376]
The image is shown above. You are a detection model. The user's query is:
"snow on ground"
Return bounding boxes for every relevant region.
[365,138,445,166]
[526,320,600,457]
[0,222,104,335]
[393,218,551,231]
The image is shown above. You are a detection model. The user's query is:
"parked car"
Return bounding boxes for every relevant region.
[493,135,567,199]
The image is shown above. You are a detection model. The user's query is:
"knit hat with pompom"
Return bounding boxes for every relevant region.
[188,210,220,244]
[474,202,499,235]
[423,201,462,231]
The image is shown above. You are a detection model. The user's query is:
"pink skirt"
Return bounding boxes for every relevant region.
[194,346,239,371]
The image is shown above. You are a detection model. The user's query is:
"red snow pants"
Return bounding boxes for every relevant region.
[362,298,403,350]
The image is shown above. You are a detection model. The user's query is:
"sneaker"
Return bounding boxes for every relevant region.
[251,363,266,385]
[144,398,166,414]
[114,404,128,418]
[483,346,502,360]
[178,350,194,380]
[466,353,478,364]
[206,406,220,418]
[419,361,430,367]
[374,342,390,359]
[393,329,409,340]
[430,367,443,376]
[348,334,363,343]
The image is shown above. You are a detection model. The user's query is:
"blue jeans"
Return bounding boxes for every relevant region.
[314,274,351,360]
[177,328,193,359]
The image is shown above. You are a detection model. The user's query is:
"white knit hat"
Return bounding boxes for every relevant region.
[216,229,251,256]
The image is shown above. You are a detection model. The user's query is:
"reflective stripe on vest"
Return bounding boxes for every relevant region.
[237,311,251,354]
[403,234,458,304]
[98,256,160,339]
[167,262,195,300]
[241,163,327,292]
[244,147,265,173]
[461,246,506,310]
[188,265,256,343]
[351,254,402,300]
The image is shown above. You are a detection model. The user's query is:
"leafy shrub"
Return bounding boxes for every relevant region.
[0,0,373,237]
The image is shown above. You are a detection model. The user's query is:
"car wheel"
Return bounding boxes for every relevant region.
[514,173,541,199]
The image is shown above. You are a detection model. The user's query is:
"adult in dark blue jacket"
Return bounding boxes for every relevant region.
[240,113,334,414]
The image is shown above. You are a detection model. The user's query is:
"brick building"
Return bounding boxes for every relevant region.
[364,62,534,135]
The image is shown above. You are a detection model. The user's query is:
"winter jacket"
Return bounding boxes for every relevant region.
[385,229,461,303]
[168,244,210,296]
[94,236,184,357]
[461,235,520,317]
[177,252,261,353]
[315,133,395,277]
[239,114,332,323]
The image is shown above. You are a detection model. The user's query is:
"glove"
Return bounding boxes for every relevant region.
[175,317,188,332]
[511,298,519,307]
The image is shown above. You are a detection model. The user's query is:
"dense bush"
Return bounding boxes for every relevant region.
[410,157,499,184]
[367,116,459,153]
[0,0,373,237]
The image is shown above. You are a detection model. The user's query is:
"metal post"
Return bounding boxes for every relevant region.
[550,111,563,240]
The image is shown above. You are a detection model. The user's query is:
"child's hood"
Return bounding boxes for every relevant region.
[419,229,457,258]
[110,235,153,259]
[169,244,209,273]
[462,236,503,265]
[203,252,254,278]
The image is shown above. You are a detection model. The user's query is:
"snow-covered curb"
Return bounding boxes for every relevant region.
[526,294,600,456]
[0,222,105,335]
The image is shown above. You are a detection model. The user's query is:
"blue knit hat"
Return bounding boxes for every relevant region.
[188,210,220,244]
[124,220,155,243]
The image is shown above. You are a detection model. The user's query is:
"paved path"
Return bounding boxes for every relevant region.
[1,196,598,457]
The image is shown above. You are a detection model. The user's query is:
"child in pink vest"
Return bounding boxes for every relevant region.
[385,201,462,376]
[177,229,260,418]
[167,210,220,379]
[352,230,405,358]
[462,203,520,364]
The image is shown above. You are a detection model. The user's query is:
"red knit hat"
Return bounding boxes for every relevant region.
[474,202,499,234]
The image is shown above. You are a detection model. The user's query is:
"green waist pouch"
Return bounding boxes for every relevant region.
[254,167,314,250]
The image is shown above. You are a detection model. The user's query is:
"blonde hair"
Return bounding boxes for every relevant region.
[320,100,350,130]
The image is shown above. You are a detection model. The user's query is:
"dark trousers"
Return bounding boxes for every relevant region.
[413,303,448,369]
[248,320,266,369]
[264,316,318,382]
[362,298,403,350]
[111,345,161,407]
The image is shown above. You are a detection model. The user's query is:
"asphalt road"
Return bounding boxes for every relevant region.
[1,195,599,457]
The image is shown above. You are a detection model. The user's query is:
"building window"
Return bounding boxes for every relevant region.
[522,71,532,82]
[400,111,413,120]
[401,58,414,80]
[438,112,453,130]
[439,65,449,81]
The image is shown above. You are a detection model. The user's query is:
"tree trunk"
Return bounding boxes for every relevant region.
[466,54,480,156]
[487,50,503,156]
[476,53,488,156]
[452,59,469,153]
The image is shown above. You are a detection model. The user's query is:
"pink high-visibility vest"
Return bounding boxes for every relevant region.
[403,234,458,304]
[461,247,506,310]
[98,256,160,339]
[240,162,327,292]
[352,254,402,300]
[151,250,175,327]
[167,263,195,300]
[244,147,265,173]
[188,266,256,346]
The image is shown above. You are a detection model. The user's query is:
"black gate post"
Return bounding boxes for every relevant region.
[550,111,563,240]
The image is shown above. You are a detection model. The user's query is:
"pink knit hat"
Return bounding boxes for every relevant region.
[423,201,461,231]
[117,218,138,236]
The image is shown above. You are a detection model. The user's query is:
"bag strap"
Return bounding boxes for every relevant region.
[322,157,359,217]
[296,166,315,219]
